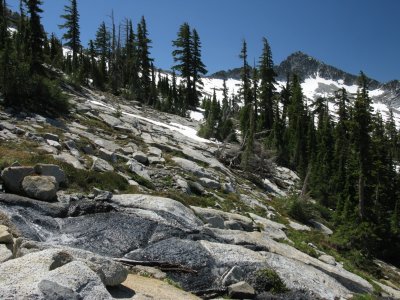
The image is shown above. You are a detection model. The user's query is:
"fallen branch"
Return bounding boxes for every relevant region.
[113,258,198,274]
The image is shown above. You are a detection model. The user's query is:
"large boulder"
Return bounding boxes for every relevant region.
[16,241,128,287]
[22,176,58,202]
[53,152,85,170]
[1,166,34,193]
[191,206,254,231]
[99,148,117,163]
[171,157,213,178]
[91,156,114,172]
[126,159,151,181]
[0,248,117,299]
[34,164,66,186]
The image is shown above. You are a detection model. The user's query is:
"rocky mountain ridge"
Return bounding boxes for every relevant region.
[210,51,400,108]
[0,85,399,299]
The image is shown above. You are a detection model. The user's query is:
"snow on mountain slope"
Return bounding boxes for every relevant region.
[197,74,400,125]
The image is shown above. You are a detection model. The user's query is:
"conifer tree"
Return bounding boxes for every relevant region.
[94,21,110,88]
[0,0,7,51]
[59,0,80,71]
[137,16,152,104]
[26,0,44,73]
[172,22,192,108]
[191,28,207,106]
[258,37,277,131]
[353,72,373,219]
[239,39,252,136]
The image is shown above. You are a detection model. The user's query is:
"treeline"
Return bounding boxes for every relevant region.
[228,37,400,263]
[0,0,207,117]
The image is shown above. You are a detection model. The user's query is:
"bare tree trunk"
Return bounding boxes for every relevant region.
[300,166,311,201]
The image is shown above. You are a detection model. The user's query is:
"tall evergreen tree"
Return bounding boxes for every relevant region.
[258,37,277,131]
[0,0,8,51]
[191,28,207,106]
[94,21,110,88]
[239,39,252,136]
[26,0,44,73]
[352,72,373,219]
[137,16,152,104]
[59,0,80,71]
[172,22,193,108]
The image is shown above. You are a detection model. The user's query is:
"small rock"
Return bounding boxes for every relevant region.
[198,177,221,190]
[228,281,255,299]
[63,140,80,157]
[224,220,244,231]
[22,176,58,202]
[188,181,205,195]
[46,140,62,150]
[121,146,136,155]
[147,146,162,157]
[94,191,113,201]
[288,220,311,231]
[0,225,13,244]
[91,156,114,172]
[222,266,245,286]
[0,244,13,263]
[82,144,94,155]
[1,166,34,193]
[34,164,66,186]
[310,220,333,235]
[132,152,149,165]
[223,182,235,193]
[126,160,151,181]
[53,152,85,170]
[37,145,58,154]
[148,156,165,165]
[99,148,117,163]
[43,133,59,142]
[319,254,336,266]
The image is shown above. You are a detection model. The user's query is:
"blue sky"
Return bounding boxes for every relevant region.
[6,0,400,82]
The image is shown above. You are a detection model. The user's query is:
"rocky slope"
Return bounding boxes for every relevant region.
[0,86,399,299]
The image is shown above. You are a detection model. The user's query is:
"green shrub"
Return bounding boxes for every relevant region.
[287,196,314,225]
[251,268,288,294]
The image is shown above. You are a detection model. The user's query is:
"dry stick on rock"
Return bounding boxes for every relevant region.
[113,258,198,274]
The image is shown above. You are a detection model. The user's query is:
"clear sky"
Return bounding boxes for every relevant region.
[6,0,400,82]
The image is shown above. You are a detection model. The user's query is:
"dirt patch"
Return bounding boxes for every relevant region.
[108,274,200,300]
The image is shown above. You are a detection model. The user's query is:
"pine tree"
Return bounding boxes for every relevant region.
[352,72,373,219]
[258,37,277,131]
[239,39,252,136]
[94,21,110,88]
[191,28,207,106]
[137,16,152,104]
[0,0,8,51]
[59,0,80,71]
[26,0,44,73]
[172,22,193,108]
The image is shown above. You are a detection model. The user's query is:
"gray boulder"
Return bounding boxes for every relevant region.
[46,139,62,150]
[34,164,66,186]
[171,157,212,178]
[198,177,221,190]
[0,244,13,263]
[1,166,34,193]
[22,176,58,201]
[0,248,115,299]
[53,152,85,170]
[191,206,254,231]
[126,159,151,181]
[222,266,245,286]
[0,225,13,244]
[43,133,59,142]
[132,151,149,165]
[228,281,255,299]
[310,220,333,235]
[99,148,117,163]
[91,156,114,172]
